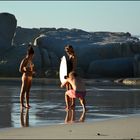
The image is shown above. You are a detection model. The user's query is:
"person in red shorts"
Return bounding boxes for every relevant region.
[61,71,86,112]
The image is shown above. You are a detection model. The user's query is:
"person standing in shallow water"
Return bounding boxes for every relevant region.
[64,45,77,109]
[61,71,86,111]
[19,44,35,108]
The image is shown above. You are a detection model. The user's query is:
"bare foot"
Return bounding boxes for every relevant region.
[26,105,31,109]
[65,106,70,111]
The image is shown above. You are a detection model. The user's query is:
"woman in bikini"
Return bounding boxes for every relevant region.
[19,44,35,108]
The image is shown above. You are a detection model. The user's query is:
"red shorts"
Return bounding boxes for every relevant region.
[66,89,86,99]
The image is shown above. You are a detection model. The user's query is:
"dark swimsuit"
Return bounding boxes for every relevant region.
[67,58,73,74]
[66,57,74,90]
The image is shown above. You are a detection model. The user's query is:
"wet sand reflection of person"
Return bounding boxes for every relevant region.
[20,108,29,127]
[65,109,86,124]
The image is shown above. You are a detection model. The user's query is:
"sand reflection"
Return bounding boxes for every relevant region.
[65,109,86,124]
[20,108,29,127]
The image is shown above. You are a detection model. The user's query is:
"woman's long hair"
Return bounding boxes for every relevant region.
[27,44,34,55]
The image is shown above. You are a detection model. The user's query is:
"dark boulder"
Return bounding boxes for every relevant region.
[0,13,17,55]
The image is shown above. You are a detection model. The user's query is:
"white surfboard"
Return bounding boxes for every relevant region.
[59,56,67,83]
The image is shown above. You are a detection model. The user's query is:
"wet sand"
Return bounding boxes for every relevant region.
[0,115,140,139]
[0,78,140,139]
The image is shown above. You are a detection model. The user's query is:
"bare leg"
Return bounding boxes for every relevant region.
[20,85,25,107]
[79,98,86,112]
[20,89,25,108]
[25,78,32,108]
[70,98,75,109]
[65,83,73,109]
[65,93,70,110]
[70,109,75,123]
[20,76,27,108]
[68,84,74,108]
[79,109,86,122]
[64,110,69,123]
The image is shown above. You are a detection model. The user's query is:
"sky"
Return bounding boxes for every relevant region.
[0,1,140,35]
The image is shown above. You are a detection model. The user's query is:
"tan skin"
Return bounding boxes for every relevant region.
[19,53,35,108]
[65,47,77,72]
[61,73,86,112]
[65,46,77,108]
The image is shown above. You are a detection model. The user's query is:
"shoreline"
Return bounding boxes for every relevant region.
[0,114,140,139]
[1,77,140,86]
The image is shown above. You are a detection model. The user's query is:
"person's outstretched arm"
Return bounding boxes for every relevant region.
[19,58,27,73]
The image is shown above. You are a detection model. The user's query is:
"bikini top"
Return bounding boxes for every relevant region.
[25,60,34,71]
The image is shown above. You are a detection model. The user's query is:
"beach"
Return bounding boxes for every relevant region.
[0,78,140,139]
[0,114,140,139]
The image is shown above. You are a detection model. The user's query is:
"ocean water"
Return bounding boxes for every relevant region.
[0,78,140,129]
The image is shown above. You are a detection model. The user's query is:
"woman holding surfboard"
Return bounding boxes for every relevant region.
[65,45,77,74]
[64,45,77,109]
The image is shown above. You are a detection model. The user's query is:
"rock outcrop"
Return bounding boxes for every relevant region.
[33,29,140,78]
[0,13,17,55]
[0,12,140,78]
